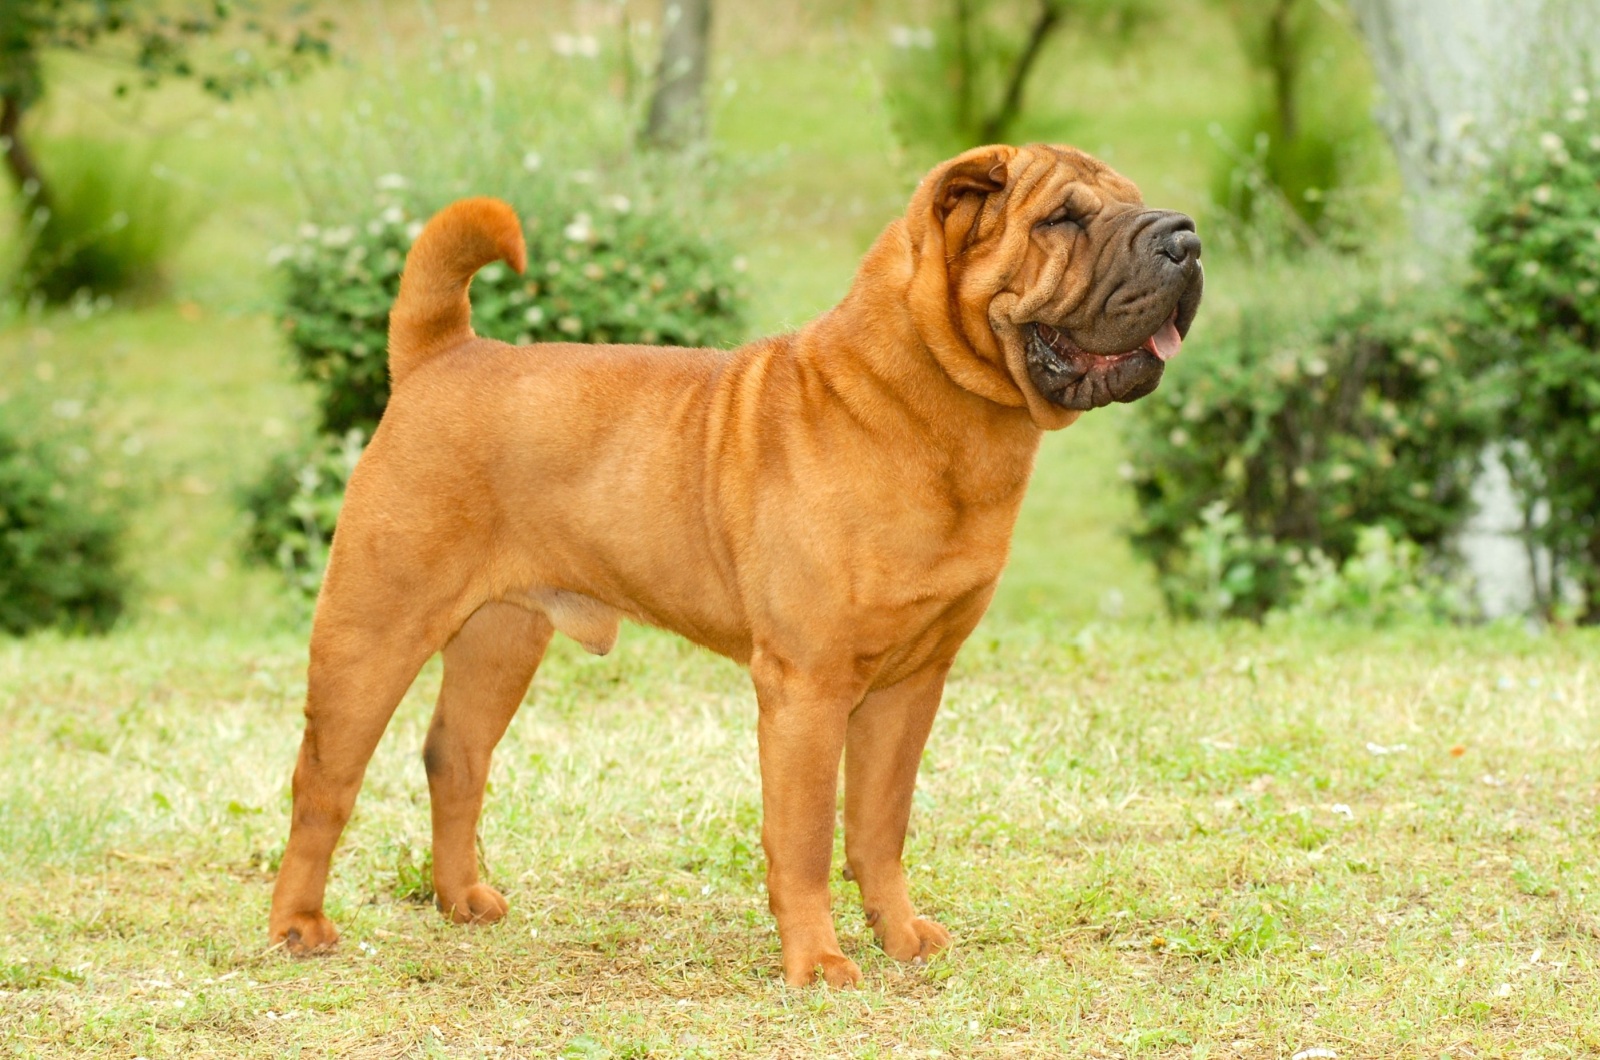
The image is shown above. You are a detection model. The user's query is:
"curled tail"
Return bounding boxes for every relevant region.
[388,197,527,386]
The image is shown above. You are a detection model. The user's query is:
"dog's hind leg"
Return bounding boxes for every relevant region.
[423,601,553,925]
[269,556,474,954]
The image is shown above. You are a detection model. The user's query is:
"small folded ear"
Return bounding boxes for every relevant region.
[934,147,1011,217]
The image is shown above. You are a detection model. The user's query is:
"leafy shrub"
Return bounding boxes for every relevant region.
[1282,524,1476,626]
[12,139,196,303]
[1465,88,1600,621]
[0,407,126,635]
[275,180,745,436]
[1125,281,1489,619]
[240,429,364,598]
[247,180,747,592]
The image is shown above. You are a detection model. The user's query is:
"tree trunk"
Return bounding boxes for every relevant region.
[641,0,713,151]
[1345,0,1599,258]
[1265,0,1297,140]
[1,91,51,215]
[979,0,1063,144]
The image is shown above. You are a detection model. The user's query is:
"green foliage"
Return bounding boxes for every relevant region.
[239,428,363,598]
[383,836,434,905]
[14,138,196,302]
[0,402,126,636]
[1125,279,1489,619]
[882,0,1153,158]
[1465,88,1600,620]
[1205,0,1388,252]
[1283,524,1477,626]
[0,0,333,108]
[276,180,746,437]
[1,0,332,301]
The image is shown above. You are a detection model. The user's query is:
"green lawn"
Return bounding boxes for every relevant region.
[4,1,1596,1056]
[3,622,1597,1056]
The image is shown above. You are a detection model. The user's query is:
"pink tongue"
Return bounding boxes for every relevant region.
[1143,318,1182,362]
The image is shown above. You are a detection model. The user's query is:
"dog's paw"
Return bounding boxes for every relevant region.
[879,917,951,964]
[272,911,340,955]
[439,882,509,925]
[783,950,864,989]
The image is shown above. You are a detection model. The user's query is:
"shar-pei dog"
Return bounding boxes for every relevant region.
[269,143,1203,987]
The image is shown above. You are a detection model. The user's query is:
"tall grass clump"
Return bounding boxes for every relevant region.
[243,5,748,596]
[10,139,196,304]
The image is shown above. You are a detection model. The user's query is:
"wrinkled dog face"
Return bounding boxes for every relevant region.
[916,144,1204,422]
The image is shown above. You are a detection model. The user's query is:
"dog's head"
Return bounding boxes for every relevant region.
[905,144,1203,429]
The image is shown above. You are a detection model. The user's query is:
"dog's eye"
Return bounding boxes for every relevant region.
[1040,207,1080,229]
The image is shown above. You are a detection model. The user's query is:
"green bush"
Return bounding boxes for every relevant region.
[0,407,127,635]
[1124,281,1489,619]
[275,179,746,436]
[1282,524,1476,627]
[11,138,196,303]
[240,429,365,598]
[247,178,747,592]
[1465,88,1600,621]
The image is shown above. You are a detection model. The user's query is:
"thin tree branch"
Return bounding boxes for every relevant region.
[0,92,51,213]
[980,0,1063,144]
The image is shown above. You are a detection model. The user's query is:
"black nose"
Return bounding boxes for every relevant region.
[1150,213,1201,266]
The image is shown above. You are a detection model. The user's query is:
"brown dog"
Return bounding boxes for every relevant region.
[268,143,1202,987]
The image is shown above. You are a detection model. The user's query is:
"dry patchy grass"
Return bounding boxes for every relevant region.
[2,620,1597,1057]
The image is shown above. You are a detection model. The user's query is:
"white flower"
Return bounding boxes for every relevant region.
[1521,260,1541,277]
[297,222,320,240]
[551,33,599,58]
[320,225,355,247]
[1573,86,1591,106]
[563,213,594,242]
[1539,131,1565,154]
[376,173,408,190]
[523,306,545,325]
[888,25,935,49]
[266,245,293,266]
[521,150,543,172]
[382,205,405,225]
[1532,184,1553,205]
[604,193,631,213]
[405,220,425,241]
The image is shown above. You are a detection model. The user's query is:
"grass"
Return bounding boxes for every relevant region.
[2,0,1594,1056]
[2,621,1597,1056]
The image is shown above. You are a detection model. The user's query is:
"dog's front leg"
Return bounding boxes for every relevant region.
[750,650,864,988]
[844,661,953,963]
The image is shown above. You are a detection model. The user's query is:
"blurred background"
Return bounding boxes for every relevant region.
[1,0,1597,640]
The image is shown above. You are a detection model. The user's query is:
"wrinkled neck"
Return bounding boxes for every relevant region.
[791,220,1043,499]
